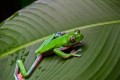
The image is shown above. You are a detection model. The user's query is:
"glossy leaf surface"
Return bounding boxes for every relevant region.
[0,0,120,80]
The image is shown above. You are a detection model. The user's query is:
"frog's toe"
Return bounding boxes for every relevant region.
[71,54,81,57]
[77,48,82,52]
[73,48,82,54]
[17,73,25,80]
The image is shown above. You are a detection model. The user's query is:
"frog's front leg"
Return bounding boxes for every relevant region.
[53,47,81,59]
[70,48,82,57]
[14,55,43,80]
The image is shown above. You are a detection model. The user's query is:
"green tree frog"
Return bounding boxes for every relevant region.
[14,29,84,80]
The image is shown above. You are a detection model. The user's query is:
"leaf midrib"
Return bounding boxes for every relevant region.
[0,19,120,58]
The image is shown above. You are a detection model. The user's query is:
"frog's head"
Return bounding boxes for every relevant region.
[69,29,84,44]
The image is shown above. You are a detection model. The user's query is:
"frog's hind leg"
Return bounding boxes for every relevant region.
[14,55,43,80]
[14,64,19,80]
[35,34,55,54]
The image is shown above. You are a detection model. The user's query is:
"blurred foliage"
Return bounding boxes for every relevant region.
[0,0,36,22]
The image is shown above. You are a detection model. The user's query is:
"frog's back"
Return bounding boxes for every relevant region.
[35,34,68,55]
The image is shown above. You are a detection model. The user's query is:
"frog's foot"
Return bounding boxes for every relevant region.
[17,73,25,80]
[71,48,82,54]
[70,48,82,57]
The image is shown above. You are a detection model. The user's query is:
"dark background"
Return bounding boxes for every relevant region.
[0,0,36,23]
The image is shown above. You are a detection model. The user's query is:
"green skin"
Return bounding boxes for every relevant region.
[14,30,84,80]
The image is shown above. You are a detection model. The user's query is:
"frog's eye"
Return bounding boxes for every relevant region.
[75,29,80,34]
[70,36,76,43]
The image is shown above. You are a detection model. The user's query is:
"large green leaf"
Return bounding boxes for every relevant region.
[0,0,120,80]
